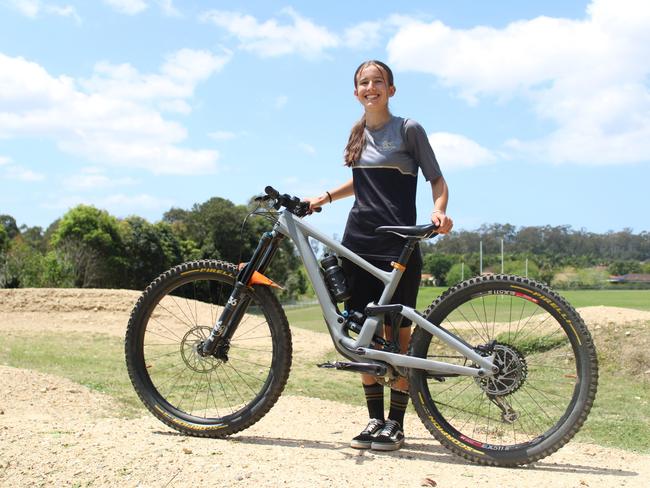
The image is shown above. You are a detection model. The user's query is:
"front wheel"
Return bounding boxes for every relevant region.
[125,260,292,437]
[408,275,598,466]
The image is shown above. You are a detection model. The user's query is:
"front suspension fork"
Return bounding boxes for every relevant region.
[201,230,282,356]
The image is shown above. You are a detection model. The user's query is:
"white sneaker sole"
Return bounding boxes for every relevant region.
[370,438,405,451]
[350,439,373,449]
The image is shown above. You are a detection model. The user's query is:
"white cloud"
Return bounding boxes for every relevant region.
[103,0,147,15]
[63,167,136,190]
[0,51,223,174]
[157,0,179,18]
[81,48,231,104]
[102,0,181,17]
[8,0,39,16]
[1,162,45,181]
[200,8,393,57]
[6,0,81,23]
[386,0,650,165]
[298,142,316,155]
[201,7,339,59]
[343,21,383,50]
[0,154,45,181]
[429,132,496,170]
[158,99,192,114]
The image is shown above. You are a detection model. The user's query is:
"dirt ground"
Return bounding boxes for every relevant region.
[1,288,649,488]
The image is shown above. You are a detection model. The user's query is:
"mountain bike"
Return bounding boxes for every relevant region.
[124,186,598,466]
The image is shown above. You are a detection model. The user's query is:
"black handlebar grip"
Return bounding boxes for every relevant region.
[264,186,279,198]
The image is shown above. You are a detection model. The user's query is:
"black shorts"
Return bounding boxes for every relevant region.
[341,251,422,328]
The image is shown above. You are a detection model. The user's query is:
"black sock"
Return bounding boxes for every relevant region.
[388,389,409,428]
[363,383,384,420]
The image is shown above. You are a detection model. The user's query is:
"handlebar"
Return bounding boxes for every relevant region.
[258,186,321,217]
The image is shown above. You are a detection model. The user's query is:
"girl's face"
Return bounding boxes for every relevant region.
[354,64,395,111]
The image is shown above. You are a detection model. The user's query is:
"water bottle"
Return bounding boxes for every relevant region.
[320,254,351,302]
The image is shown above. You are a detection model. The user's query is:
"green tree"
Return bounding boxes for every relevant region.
[51,205,126,288]
[1,236,41,287]
[445,263,465,287]
[0,225,8,254]
[503,259,540,280]
[0,215,19,239]
[165,196,301,289]
[120,217,170,289]
[19,225,46,252]
[154,222,185,266]
[608,260,642,276]
[282,268,308,301]
[423,253,454,286]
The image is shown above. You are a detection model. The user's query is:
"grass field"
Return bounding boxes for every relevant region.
[415,287,650,312]
[286,288,650,335]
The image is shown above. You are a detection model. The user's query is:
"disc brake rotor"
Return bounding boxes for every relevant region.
[474,343,528,396]
[180,326,221,373]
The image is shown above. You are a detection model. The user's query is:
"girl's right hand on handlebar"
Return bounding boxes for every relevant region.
[303,196,326,213]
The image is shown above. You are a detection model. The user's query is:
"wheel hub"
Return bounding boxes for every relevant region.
[180,326,221,373]
[475,343,528,396]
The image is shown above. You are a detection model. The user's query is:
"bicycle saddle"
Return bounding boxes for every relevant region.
[375,223,439,239]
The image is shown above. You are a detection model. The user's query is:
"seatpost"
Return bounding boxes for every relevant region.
[396,239,417,267]
[389,239,418,350]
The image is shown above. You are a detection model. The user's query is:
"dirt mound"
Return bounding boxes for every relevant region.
[576,305,650,326]
[0,288,142,313]
[0,288,334,360]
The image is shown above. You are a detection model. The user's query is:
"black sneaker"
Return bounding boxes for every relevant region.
[350,418,385,449]
[370,419,404,451]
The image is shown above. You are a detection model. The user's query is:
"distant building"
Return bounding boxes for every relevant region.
[421,273,436,286]
[608,273,650,284]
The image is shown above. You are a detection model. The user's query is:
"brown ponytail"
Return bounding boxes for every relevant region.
[344,114,366,166]
[343,60,394,167]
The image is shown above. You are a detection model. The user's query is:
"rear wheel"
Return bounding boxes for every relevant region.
[125,260,292,437]
[408,275,598,466]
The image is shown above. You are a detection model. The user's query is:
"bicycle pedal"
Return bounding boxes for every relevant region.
[316,361,387,376]
[317,362,337,369]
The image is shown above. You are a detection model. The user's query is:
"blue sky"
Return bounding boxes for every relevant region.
[1,0,648,239]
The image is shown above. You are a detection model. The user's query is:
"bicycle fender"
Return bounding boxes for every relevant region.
[237,262,283,289]
[249,270,283,289]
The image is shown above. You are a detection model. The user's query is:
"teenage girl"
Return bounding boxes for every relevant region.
[306,60,453,451]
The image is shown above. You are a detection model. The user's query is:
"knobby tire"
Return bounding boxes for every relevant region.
[124,260,292,437]
[408,274,598,466]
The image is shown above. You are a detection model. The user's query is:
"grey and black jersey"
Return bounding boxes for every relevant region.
[341,116,442,260]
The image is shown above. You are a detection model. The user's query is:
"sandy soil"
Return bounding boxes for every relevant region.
[1,288,649,488]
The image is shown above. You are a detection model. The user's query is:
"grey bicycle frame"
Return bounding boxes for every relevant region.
[274,210,497,378]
